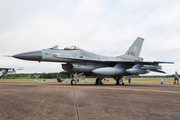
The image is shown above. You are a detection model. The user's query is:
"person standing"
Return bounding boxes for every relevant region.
[103,76,106,81]
[174,71,179,84]
[57,75,60,82]
[59,76,62,82]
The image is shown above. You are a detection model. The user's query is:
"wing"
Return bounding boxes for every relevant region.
[54,55,174,64]
[55,55,173,74]
[118,61,173,74]
[104,60,174,64]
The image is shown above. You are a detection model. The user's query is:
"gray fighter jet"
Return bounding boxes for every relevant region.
[10,37,173,85]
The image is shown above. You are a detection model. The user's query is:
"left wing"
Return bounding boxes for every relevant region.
[54,55,174,64]
[54,55,173,74]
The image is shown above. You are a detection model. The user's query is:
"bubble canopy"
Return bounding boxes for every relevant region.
[49,44,81,50]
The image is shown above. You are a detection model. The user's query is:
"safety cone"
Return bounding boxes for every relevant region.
[161,77,163,84]
[85,78,87,83]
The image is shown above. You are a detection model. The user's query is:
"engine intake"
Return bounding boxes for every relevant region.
[62,63,95,72]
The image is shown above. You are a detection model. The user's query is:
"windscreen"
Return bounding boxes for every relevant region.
[50,44,80,50]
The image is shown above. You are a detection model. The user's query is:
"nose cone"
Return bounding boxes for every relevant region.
[13,50,42,61]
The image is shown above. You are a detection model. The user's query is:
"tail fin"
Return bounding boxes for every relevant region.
[125,37,144,57]
[116,37,144,60]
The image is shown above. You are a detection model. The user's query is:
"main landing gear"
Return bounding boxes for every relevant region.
[95,77,103,85]
[115,78,124,85]
[95,77,125,85]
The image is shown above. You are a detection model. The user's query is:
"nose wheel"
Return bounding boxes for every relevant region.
[71,79,76,85]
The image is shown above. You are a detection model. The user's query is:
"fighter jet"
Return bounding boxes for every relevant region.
[0,67,23,76]
[10,37,173,85]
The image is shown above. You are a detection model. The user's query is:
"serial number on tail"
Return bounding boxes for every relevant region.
[127,51,135,56]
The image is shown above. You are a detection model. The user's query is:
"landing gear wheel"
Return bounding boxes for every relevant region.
[119,79,123,85]
[95,78,103,85]
[71,79,76,85]
[116,78,124,85]
[95,78,100,85]
[128,79,131,83]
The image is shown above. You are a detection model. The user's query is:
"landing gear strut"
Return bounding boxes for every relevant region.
[128,79,131,83]
[71,79,76,85]
[116,78,124,85]
[95,78,103,85]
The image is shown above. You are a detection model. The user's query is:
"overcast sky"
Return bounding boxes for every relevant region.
[0,0,179,75]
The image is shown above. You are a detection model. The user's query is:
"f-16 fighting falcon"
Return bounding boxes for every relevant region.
[0,67,23,76]
[9,37,173,85]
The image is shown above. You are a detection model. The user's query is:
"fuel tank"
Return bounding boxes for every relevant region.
[126,68,150,74]
[92,67,126,76]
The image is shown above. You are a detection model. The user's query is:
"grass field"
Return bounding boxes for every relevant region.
[0,77,176,84]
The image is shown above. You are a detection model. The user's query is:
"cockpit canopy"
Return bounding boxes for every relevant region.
[49,44,81,50]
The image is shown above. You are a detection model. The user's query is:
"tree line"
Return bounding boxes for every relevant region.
[0,73,175,79]
[1,73,68,79]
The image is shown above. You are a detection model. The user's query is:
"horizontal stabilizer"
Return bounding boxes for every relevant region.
[150,69,166,74]
[142,65,162,70]
[154,61,174,64]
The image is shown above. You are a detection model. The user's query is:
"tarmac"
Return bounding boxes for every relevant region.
[0,82,180,120]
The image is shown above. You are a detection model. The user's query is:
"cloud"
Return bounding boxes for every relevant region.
[0,0,179,75]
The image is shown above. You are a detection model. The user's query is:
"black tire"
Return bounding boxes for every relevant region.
[71,79,76,85]
[128,79,131,83]
[119,79,123,85]
[116,78,123,85]
[95,78,100,84]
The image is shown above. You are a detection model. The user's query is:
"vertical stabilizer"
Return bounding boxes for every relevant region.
[125,37,144,57]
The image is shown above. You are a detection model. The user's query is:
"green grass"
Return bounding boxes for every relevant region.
[0,78,175,84]
[128,78,174,84]
[0,79,57,83]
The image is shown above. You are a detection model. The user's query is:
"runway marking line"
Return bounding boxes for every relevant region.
[1,82,180,94]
